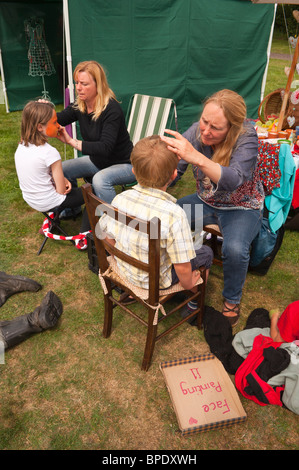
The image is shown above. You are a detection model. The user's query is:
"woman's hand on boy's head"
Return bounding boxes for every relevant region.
[162,129,197,164]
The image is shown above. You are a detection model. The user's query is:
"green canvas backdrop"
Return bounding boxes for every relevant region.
[0,1,63,111]
[0,0,275,131]
[67,0,275,131]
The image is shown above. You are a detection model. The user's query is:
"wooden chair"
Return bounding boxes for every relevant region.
[82,183,206,371]
[203,224,223,267]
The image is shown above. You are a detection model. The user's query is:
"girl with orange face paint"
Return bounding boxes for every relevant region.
[14,101,91,249]
[44,110,61,138]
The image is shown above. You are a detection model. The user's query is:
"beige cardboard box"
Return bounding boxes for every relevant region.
[160,353,247,435]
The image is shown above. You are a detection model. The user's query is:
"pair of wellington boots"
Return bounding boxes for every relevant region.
[0,272,63,349]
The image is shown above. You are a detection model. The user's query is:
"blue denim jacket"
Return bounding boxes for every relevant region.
[177,121,264,210]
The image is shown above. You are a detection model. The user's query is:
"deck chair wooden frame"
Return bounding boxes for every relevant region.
[203,224,223,267]
[82,183,206,371]
[123,93,178,190]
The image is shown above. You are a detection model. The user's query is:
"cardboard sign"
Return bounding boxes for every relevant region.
[160,353,247,435]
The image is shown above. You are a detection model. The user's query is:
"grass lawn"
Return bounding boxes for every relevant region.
[0,36,298,450]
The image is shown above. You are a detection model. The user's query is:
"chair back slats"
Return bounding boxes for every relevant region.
[148,217,161,304]
[82,183,160,278]
[82,184,110,271]
[127,94,174,145]
[102,238,150,272]
[95,203,150,235]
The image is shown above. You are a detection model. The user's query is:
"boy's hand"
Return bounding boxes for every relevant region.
[191,269,202,286]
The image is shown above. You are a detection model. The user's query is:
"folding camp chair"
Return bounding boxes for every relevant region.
[123,94,178,190]
[82,183,206,371]
[37,211,73,255]
[126,93,178,145]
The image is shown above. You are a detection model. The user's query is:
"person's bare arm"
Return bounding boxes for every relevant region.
[51,160,67,194]
[56,126,82,152]
[269,309,284,342]
[173,262,201,291]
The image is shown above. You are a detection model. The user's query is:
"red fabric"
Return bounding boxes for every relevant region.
[257,141,281,194]
[277,300,299,343]
[292,168,299,209]
[235,335,284,407]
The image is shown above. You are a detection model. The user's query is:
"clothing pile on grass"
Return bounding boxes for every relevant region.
[203,300,299,415]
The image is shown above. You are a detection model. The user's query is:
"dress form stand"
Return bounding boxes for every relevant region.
[24,17,56,101]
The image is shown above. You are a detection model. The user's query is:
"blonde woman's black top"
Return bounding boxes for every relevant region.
[57,98,133,170]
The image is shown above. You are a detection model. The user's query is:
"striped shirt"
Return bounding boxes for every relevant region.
[99,184,196,289]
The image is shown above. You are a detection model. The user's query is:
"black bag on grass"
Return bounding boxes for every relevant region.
[284,207,299,231]
[249,214,285,276]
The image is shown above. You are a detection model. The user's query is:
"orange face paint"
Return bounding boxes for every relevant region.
[46,111,61,137]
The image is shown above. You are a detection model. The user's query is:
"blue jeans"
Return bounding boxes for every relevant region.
[170,247,214,285]
[177,193,263,304]
[62,156,136,204]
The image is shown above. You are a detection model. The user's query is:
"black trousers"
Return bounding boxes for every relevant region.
[51,188,90,232]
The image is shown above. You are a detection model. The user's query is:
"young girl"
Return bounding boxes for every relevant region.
[14,100,90,249]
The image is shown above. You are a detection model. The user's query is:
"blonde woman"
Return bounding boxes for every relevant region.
[162,89,265,326]
[56,60,134,206]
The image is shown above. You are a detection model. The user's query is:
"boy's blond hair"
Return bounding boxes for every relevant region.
[21,101,55,147]
[131,135,178,188]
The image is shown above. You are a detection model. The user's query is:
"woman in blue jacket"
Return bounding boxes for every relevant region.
[162,89,265,326]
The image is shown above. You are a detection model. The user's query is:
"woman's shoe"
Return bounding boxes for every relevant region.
[222,302,240,327]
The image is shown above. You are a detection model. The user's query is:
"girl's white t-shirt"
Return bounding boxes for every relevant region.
[14,142,66,212]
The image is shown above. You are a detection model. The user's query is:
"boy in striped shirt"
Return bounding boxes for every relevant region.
[99,135,213,314]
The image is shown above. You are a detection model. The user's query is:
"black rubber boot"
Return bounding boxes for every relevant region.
[0,272,42,308]
[0,291,63,349]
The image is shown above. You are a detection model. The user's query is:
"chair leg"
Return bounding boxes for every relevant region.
[210,234,218,256]
[103,294,114,338]
[213,234,224,266]
[203,225,223,266]
[141,308,157,371]
[196,270,206,329]
[37,235,49,255]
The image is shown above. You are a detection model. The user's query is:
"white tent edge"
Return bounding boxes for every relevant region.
[63,0,78,153]
[261,3,277,101]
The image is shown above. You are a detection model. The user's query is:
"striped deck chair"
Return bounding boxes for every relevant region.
[126,94,178,145]
[123,94,178,189]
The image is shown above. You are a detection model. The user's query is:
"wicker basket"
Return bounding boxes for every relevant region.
[258,88,284,123]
